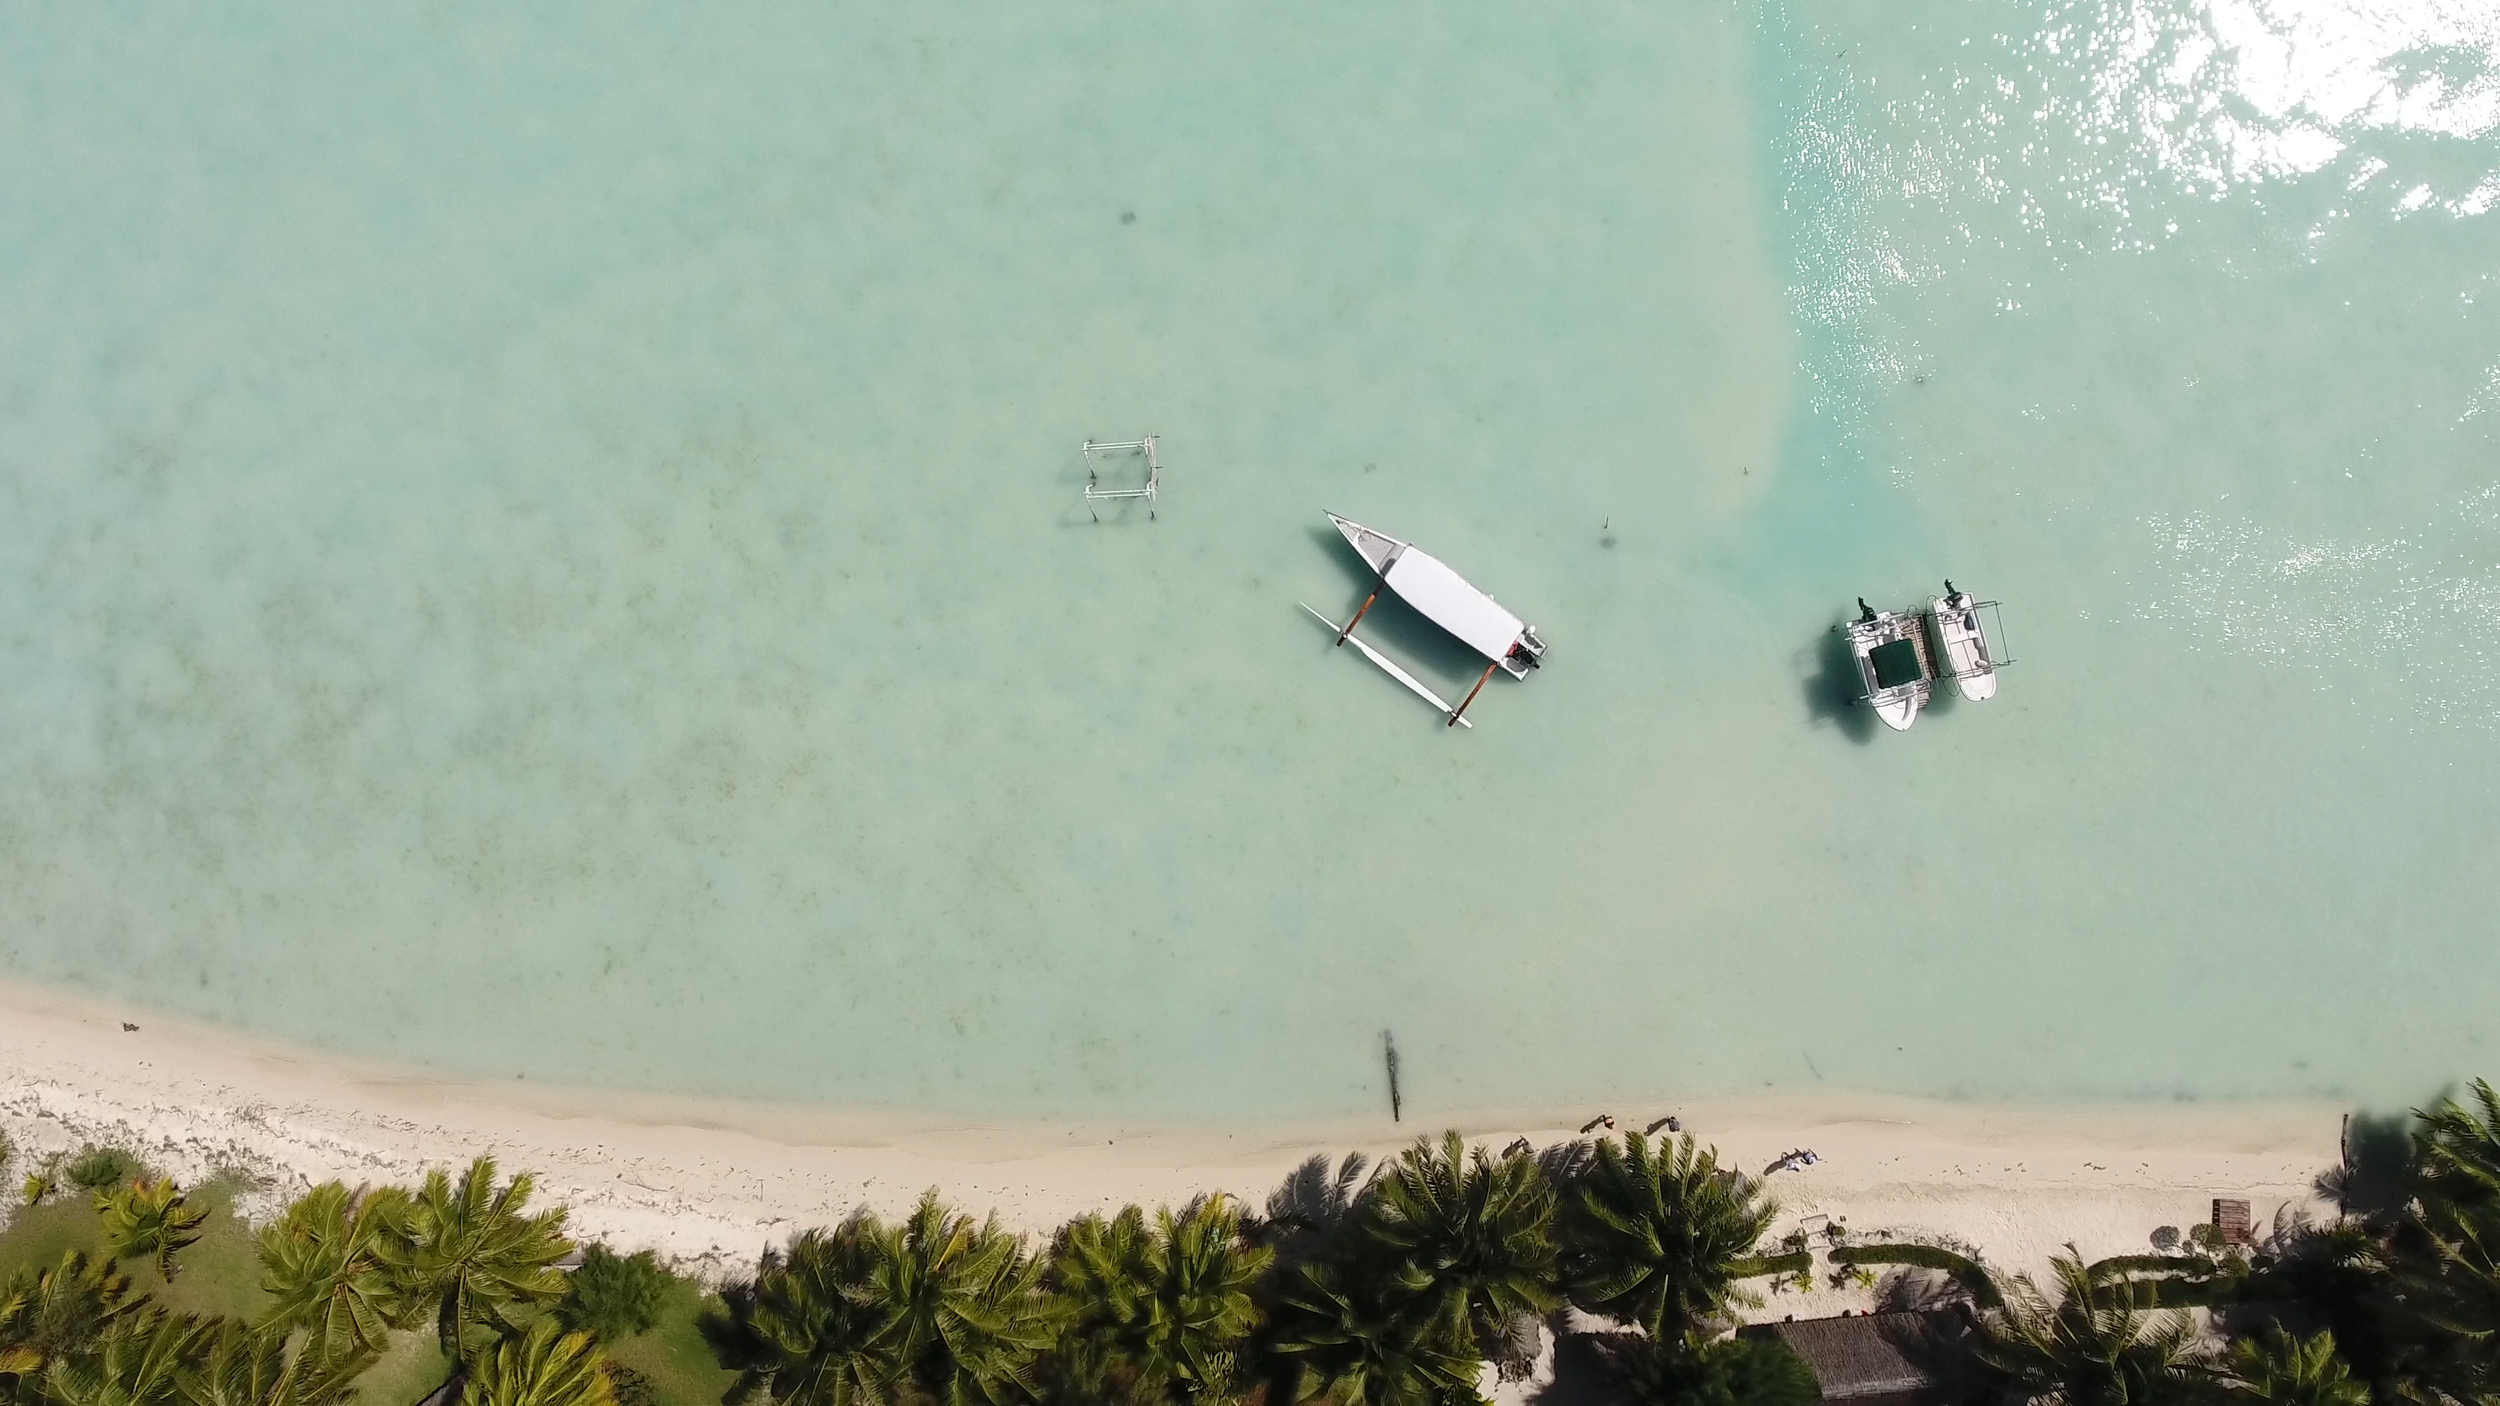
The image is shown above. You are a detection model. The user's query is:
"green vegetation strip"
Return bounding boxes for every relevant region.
[28,1088,2500,1406]
[1737,1250,1813,1277]
[2088,1253,2218,1277]
[1830,1243,2003,1307]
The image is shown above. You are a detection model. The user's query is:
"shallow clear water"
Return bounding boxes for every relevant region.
[2,1,2495,1120]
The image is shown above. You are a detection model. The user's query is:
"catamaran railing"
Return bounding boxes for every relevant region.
[1081,434,1160,521]
[1960,599,2014,673]
[1924,598,2014,679]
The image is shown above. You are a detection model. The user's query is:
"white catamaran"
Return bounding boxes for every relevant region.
[1304,513,1546,729]
[1842,598,1932,732]
[1926,581,2005,702]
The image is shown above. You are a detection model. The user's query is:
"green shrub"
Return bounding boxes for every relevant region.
[1738,1249,1813,1279]
[1710,1337,1821,1406]
[2089,1253,2216,1278]
[605,1363,660,1406]
[2119,1271,2284,1309]
[559,1244,673,1342]
[95,1178,208,1277]
[1830,1243,2002,1308]
[1610,1335,1820,1406]
[64,1145,144,1191]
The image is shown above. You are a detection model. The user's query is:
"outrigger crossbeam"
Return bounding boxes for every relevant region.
[1300,603,1472,728]
[1081,434,1160,521]
[1448,660,1500,728]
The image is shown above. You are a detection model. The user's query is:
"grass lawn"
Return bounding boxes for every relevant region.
[0,1195,107,1280]
[2,1162,735,1406]
[604,1278,739,1406]
[0,1174,269,1320]
[352,1332,456,1406]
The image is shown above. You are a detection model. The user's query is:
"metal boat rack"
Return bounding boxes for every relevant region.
[1081,434,1160,521]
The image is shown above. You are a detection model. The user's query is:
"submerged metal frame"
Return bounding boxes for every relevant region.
[1082,434,1160,521]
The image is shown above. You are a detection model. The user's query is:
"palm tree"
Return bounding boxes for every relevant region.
[1360,1133,1558,1360]
[40,1309,205,1406]
[1,1252,134,1405]
[1052,1196,1272,1403]
[2263,1216,2404,1400]
[2222,1327,2368,1406]
[2390,1191,2500,1400]
[465,1320,615,1406]
[1257,1153,1375,1270]
[2381,1084,2500,1401]
[1266,1256,1477,1406]
[176,1320,369,1406]
[1559,1132,1777,1340]
[389,1158,574,1359]
[253,1183,415,1370]
[1046,1209,1154,1406]
[728,1224,898,1406]
[96,1181,209,1280]
[1978,1250,2207,1406]
[874,1191,1061,1406]
[2413,1082,2500,1213]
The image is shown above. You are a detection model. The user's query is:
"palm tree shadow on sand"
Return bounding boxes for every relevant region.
[1526,1332,1639,1406]
[1250,1151,1377,1272]
[2316,1107,2415,1219]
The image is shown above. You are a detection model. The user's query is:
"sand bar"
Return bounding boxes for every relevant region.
[0,977,2344,1297]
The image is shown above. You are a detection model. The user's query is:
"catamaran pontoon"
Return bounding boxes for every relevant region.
[1925,581,2007,702]
[1305,513,1545,729]
[1842,598,1932,732]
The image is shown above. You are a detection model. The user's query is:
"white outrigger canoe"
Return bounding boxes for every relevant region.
[1306,513,1546,729]
[1926,582,2004,702]
[1842,598,1932,732]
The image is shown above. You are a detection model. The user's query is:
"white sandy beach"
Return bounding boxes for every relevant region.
[1,977,2344,1304]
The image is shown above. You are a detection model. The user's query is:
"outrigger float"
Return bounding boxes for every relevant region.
[1838,583,2012,732]
[1304,513,1546,729]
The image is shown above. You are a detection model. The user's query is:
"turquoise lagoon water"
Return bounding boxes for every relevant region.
[2,2,2496,1121]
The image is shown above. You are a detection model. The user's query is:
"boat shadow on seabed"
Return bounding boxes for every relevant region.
[1799,621,1958,746]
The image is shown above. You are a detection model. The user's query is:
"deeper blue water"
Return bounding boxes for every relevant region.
[1,1,2495,1119]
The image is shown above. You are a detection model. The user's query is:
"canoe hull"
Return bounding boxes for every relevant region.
[1327,512,1545,675]
[1844,609,1930,732]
